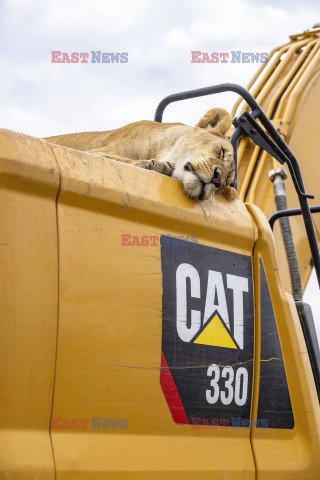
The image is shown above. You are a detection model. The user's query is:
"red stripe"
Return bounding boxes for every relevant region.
[160,352,189,424]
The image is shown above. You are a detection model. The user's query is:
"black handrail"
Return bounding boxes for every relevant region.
[269,206,320,230]
[155,84,262,123]
[154,83,320,289]
[229,126,242,190]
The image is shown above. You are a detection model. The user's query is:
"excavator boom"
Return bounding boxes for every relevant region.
[232,25,320,294]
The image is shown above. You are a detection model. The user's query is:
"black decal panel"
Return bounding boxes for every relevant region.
[160,236,254,426]
[257,262,294,429]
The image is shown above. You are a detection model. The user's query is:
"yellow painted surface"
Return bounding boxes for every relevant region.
[247,203,320,479]
[49,143,256,479]
[0,129,59,479]
[0,122,319,479]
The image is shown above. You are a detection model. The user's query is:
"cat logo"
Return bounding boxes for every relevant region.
[192,312,239,349]
[160,236,254,425]
[176,264,249,349]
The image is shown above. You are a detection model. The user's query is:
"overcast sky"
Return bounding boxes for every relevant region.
[1,0,320,337]
[2,0,320,136]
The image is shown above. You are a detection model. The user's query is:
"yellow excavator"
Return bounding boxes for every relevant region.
[233,25,320,296]
[1,26,320,479]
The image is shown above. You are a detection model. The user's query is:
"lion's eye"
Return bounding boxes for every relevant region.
[185,162,194,172]
[213,167,220,180]
[221,148,225,159]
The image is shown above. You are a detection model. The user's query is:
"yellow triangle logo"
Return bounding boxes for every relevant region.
[193,313,238,349]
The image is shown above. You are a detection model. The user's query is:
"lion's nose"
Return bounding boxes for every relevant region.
[211,167,222,187]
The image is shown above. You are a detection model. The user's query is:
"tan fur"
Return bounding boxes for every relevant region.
[45,108,236,201]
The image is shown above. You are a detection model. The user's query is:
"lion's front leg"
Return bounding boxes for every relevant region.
[88,149,137,165]
[133,159,173,176]
[88,149,173,177]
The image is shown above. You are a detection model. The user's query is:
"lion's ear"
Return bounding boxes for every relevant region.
[195,108,232,136]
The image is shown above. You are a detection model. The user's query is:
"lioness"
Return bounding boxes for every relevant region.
[45,108,236,201]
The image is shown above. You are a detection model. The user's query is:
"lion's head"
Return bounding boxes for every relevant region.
[172,108,236,200]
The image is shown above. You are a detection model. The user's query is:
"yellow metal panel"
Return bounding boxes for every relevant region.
[49,144,257,479]
[0,130,59,478]
[246,203,320,479]
[1,126,319,479]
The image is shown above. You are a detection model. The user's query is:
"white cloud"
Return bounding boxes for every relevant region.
[1,0,319,136]
[164,28,194,50]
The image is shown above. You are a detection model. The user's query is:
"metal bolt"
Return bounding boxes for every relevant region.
[268,168,288,182]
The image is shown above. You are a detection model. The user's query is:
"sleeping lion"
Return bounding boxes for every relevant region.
[45,108,236,201]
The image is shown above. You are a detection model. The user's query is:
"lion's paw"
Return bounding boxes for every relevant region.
[216,186,238,201]
[135,159,173,176]
[151,160,174,176]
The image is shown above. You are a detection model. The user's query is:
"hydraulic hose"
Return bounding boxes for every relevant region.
[269,169,303,301]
